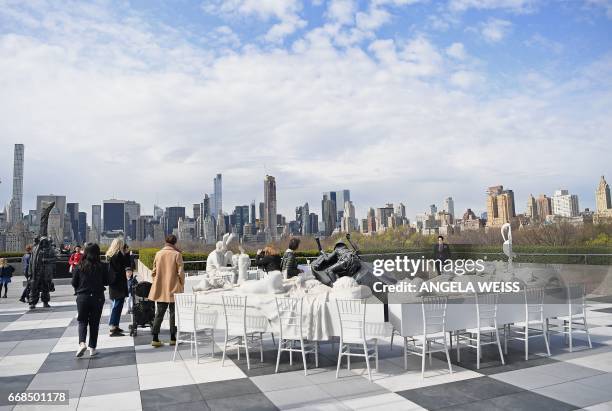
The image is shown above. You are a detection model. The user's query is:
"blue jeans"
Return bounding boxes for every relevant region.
[109,298,125,327]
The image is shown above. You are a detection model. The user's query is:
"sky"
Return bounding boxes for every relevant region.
[0,0,611,223]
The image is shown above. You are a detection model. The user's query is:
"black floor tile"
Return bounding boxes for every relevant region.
[198,378,262,400]
[0,314,24,322]
[587,295,612,303]
[205,393,278,411]
[591,306,612,314]
[488,391,578,411]
[140,384,204,409]
[0,375,35,406]
[226,348,337,377]
[88,346,136,369]
[37,351,91,373]
[397,378,484,410]
[0,327,67,342]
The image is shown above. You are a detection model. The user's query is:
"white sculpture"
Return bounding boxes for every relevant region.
[501,223,515,266]
[237,246,250,284]
[206,232,238,277]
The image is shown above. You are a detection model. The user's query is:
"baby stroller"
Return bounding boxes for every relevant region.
[128,279,155,337]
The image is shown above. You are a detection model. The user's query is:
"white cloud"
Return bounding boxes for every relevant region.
[203,0,307,42]
[585,0,612,19]
[479,18,512,42]
[448,0,535,13]
[446,42,467,59]
[524,33,563,54]
[449,70,484,88]
[326,0,357,26]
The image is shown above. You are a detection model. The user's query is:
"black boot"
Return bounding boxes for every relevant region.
[29,304,36,310]
[43,302,50,308]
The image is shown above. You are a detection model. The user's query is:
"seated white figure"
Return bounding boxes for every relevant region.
[206,233,237,277]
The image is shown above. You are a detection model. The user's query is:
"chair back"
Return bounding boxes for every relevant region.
[335,298,367,343]
[175,293,196,332]
[276,297,304,340]
[421,296,447,336]
[567,283,586,317]
[222,294,247,335]
[475,293,498,328]
[524,287,545,323]
[195,295,218,330]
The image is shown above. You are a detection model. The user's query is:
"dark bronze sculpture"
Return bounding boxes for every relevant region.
[27,201,57,309]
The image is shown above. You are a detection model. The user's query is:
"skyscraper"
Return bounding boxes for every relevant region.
[92,205,102,241]
[536,195,552,221]
[443,197,454,221]
[552,190,580,218]
[302,202,310,235]
[165,207,185,235]
[66,203,80,243]
[37,195,66,242]
[233,205,249,237]
[250,201,256,225]
[596,176,612,214]
[8,144,24,226]
[78,212,87,244]
[124,201,141,240]
[526,194,537,220]
[213,173,222,217]
[321,194,336,236]
[263,175,277,240]
[103,200,126,232]
[486,185,516,227]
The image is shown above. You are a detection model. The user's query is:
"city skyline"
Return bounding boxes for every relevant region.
[1,1,611,221]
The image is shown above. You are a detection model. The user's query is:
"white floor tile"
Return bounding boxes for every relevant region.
[0,353,48,377]
[77,390,142,410]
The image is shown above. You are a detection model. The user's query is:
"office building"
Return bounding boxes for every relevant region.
[486,185,516,227]
[7,144,24,226]
[250,201,256,225]
[552,189,580,218]
[103,200,125,233]
[165,207,185,235]
[309,213,319,235]
[596,175,612,217]
[78,212,87,244]
[526,194,537,220]
[321,194,336,236]
[66,203,80,243]
[443,197,454,221]
[263,175,277,240]
[91,205,102,242]
[536,195,552,221]
[124,201,140,240]
[211,173,222,217]
[376,204,394,230]
[233,205,249,237]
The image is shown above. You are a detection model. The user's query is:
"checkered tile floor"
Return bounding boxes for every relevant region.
[2,277,612,410]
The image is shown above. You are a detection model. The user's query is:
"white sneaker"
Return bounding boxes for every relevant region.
[76,343,87,358]
[89,347,97,357]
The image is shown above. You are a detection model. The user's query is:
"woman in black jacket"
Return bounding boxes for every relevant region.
[105,239,133,337]
[72,243,111,357]
[255,246,282,272]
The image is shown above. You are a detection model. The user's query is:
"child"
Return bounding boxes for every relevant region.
[0,258,15,298]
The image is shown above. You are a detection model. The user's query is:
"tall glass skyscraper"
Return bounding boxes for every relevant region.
[263,175,277,239]
[8,144,24,226]
[213,173,222,217]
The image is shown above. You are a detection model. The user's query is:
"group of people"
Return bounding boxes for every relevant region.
[72,234,184,355]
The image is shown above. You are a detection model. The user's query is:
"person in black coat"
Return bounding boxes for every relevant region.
[433,235,451,275]
[72,243,111,357]
[106,239,133,337]
[255,246,282,272]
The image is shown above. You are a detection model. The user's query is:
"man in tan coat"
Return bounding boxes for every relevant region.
[149,234,185,347]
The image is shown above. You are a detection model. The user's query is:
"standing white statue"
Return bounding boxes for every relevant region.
[501,223,515,271]
[237,246,250,284]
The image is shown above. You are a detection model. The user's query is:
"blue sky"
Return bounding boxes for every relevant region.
[0,0,611,221]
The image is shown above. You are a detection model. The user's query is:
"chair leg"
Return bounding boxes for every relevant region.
[221,332,228,367]
[525,324,529,361]
[495,327,505,365]
[260,332,264,363]
[211,329,215,357]
[347,345,351,370]
[237,337,241,361]
[456,332,461,362]
[172,331,180,362]
[421,341,426,380]
[315,341,319,368]
[404,337,408,370]
[336,341,343,379]
[194,330,199,364]
[271,332,275,346]
[504,324,508,355]
[428,341,432,366]
[476,331,481,370]
[289,340,293,365]
[584,317,593,348]
[375,340,379,371]
[244,334,251,370]
[390,329,394,351]
[543,321,551,356]
[275,338,282,373]
[443,333,452,375]
[363,342,372,382]
[568,319,573,353]
[300,339,308,376]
